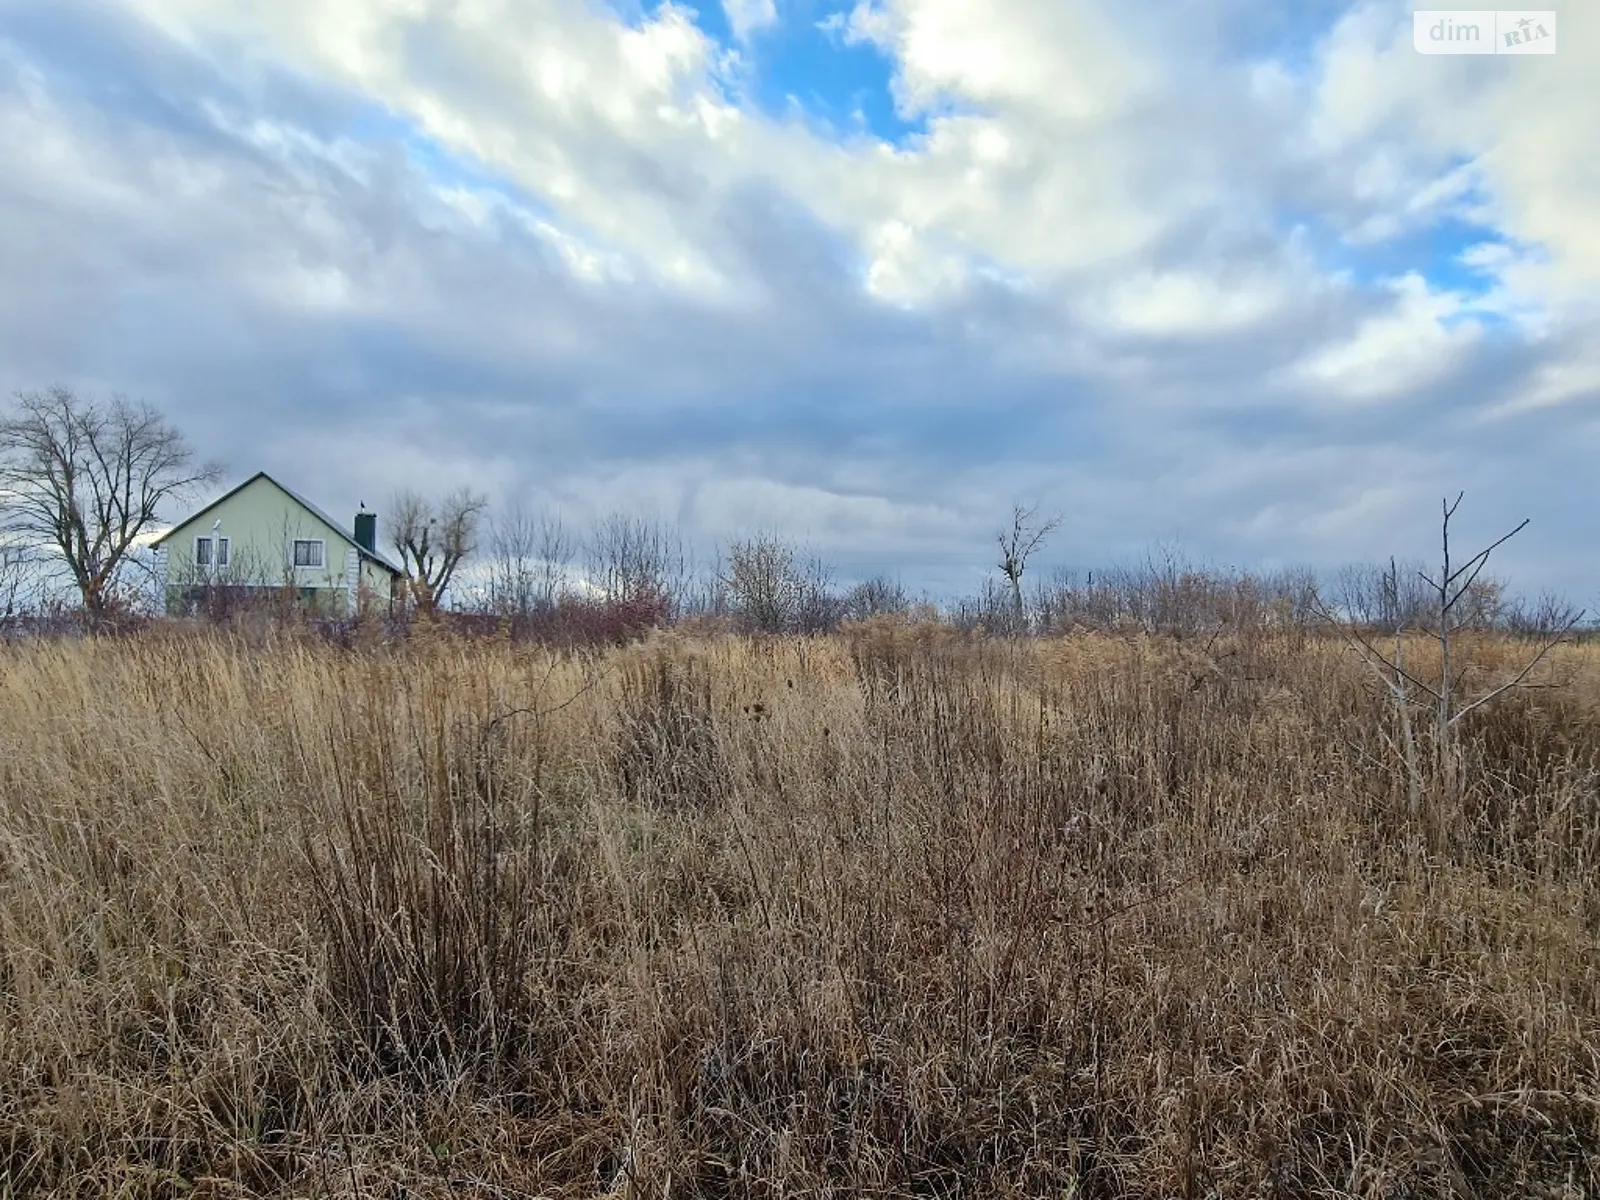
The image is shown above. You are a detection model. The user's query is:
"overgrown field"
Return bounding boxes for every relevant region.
[2,622,1598,1198]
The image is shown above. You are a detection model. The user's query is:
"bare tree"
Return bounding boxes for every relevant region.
[388,487,489,616]
[723,535,802,634]
[165,534,271,620]
[679,545,732,620]
[996,503,1060,633]
[0,535,31,624]
[1263,566,1321,633]
[1503,589,1585,637]
[1313,494,1584,823]
[794,556,843,634]
[487,501,574,616]
[586,513,690,614]
[0,387,222,619]
[719,535,842,635]
[951,576,1017,633]
[844,575,911,621]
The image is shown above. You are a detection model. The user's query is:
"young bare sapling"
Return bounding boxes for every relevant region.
[1314,493,1584,823]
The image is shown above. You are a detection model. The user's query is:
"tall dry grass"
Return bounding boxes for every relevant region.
[1,621,1597,1197]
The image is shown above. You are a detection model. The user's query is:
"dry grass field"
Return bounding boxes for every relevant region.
[1,620,1598,1198]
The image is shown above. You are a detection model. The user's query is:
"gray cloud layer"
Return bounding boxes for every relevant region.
[1,0,1596,601]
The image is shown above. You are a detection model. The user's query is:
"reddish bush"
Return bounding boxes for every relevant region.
[531,589,671,647]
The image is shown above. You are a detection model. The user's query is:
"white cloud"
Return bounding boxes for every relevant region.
[1094,268,1293,337]
[839,0,1156,122]
[1478,350,1600,420]
[1289,273,1484,401]
[1294,0,1599,311]
[115,0,1255,302]
[82,0,1600,324]
[722,0,778,42]
[689,476,962,546]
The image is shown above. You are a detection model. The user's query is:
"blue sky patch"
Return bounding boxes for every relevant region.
[745,6,926,143]
[623,0,926,144]
[1358,217,1505,297]
[1281,204,1505,301]
[1217,0,1363,76]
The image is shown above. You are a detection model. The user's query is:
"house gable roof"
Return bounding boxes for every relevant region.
[150,471,404,575]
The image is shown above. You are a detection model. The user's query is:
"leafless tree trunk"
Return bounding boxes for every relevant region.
[0,386,222,619]
[996,503,1060,634]
[1314,494,1584,829]
[388,488,489,616]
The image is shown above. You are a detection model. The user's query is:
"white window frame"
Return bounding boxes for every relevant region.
[195,535,230,567]
[292,538,326,569]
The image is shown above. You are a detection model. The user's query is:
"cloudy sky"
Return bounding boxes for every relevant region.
[0,0,1595,601]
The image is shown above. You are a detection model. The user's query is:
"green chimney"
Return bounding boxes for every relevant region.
[354,511,376,554]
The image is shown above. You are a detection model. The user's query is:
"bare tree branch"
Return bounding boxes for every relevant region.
[996,503,1060,633]
[0,386,222,618]
[1310,592,1442,702]
[387,487,489,615]
[1445,519,1527,593]
[586,513,690,614]
[1313,494,1579,828]
[1449,610,1585,726]
[486,501,574,616]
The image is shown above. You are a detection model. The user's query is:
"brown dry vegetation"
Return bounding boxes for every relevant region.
[1,621,1598,1198]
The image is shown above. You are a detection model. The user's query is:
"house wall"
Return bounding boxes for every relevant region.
[343,547,359,617]
[358,555,396,614]
[163,475,349,589]
[159,475,402,618]
[161,476,359,600]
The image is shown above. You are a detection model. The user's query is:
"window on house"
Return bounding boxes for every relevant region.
[195,536,229,567]
[292,539,325,568]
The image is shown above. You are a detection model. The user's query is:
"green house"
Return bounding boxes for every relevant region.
[149,472,404,617]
